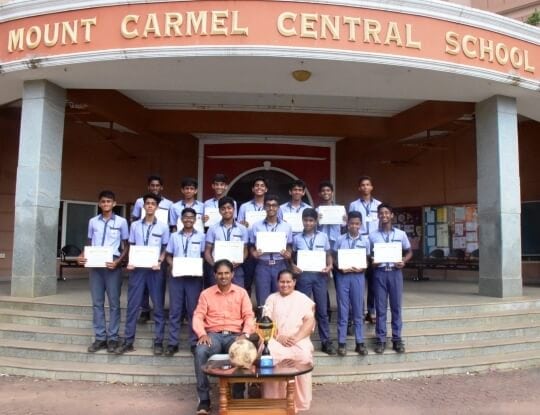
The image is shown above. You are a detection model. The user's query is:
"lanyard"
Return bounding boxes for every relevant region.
[287,202,303,213]
[221,223,235,241]
[252,200,263,211]
[142,220,156,246]
[100,215,114,246]
[265,220,279,232]
[302,233,316,250]
[361,199,372,217]
[213,198,219,208]
[346,234,360,249]
[380,230,395,243]
[181,232,194,257]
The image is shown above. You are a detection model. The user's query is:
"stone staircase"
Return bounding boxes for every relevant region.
[0,296,540,383]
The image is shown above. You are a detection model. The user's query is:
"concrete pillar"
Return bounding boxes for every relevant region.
[11,80,66,297]
[476,95,522,298]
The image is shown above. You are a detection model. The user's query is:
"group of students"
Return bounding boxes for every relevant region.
[81,173,412,359]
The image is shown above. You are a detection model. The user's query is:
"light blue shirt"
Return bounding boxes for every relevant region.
[131,196,173,220]
[128,219,170,247]
[169,200,204,228]
[278,201,311,222]
[349,197,382,235]
[334,233,371,263]
[292,230,330,252]
[206,221,248,245]
[250,219,293,261]
[369,227,411,268]
[237,199,264,223]
[316,204,343,249]
[87,214,129,257]
[204,197,238,218]
[166,230,205,257]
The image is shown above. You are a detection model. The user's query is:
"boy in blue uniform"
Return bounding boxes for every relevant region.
[165,207,205,356]
[170,177,205,232]
[79,190,129,353]
[333,211,370,356]
[349,176,382,324]
[249,194,292,306]
[279,179,311,233]
[116,193,170,355]
[316,181,343,250]
[369,204,412,354]
[203,173,237,219]
[204,197,248,287]
[291,208,336,355]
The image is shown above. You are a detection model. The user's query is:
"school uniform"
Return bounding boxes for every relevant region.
[123,219,170,347]
[203,197,238,219]
[349,197,382,318]
[169,200,204,229]
[316,204,344,251]
[278,201,312,235]
[333,233,371,345]
[368,228,411,344]
[87,214,129,342]
[293,231,332,344]
[250,219,293,306]
[238,199,265,295]
[205,221,249,287]
[166,229,205,348]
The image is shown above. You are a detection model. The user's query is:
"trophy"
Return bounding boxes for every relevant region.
[256,307,275,368]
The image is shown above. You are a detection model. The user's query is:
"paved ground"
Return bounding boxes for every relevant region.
[1,367,539,414]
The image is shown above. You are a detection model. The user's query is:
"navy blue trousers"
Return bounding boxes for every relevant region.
[296,272,331,343]
[254,260,287,306]
[167,276,203,347]
[373,268,403,343]
[335,272,365,344]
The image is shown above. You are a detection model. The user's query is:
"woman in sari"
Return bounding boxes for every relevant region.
[263,269,315,412]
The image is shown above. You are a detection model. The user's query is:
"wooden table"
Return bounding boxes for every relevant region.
[203,359,313,415]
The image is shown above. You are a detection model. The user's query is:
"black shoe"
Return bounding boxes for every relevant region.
[393,341,406,354]
[137,311,151,324]
[365,313,376,324]
[107,340,119,353]
[153,343,164,356]
[355,343,368,356]
[374,342,386,354]
[196,400,211,415]
[337,343,347,356]
[164,345,179,357]
[87,340,107,353]
[114,342,134,355]
[321,341,337,355]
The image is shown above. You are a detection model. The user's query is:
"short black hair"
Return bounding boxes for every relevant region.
[277,269,297,281]
[181,207,196,217]
[214,258,233,273]
[212,173,229,183]
[143,193,161,204]
[318,180,334,192]
[302,207,318,220]
[218,196,236,209]
[347,211,363,222]
[264,194,280,204]
[358,175,373,185]
[147,175,163,185]
[98,190,115,200]
[252,176,268,188]
[289,179,306,191]
[181,177,198,188]
[377,203,393,213]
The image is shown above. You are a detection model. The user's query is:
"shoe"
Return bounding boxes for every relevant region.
[393,341,406,354]
[137,311,151,324]
[355,343,368,356]
[321,341,337,356]
[365,313,376,324]
[87,340,107,353]
[196,400,211,415]
[374,342,386,354]
[107,340,119,353]
[114,342,134,355]
[164,345,179,357]
[153,343,164,356]
[337,343,347,356]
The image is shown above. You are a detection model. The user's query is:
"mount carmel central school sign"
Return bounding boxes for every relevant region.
[1,1,538,80]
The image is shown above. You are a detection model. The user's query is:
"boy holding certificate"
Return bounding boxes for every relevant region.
[116,194,170,356]
[369,204,412,355]
[204,197,248,287]
[291,208,336,355]
[170,177,205,233]
[316,181,344,250]
[333,211,370,356]
[279,179,312,234]
[79,190,129,354]
[203,173,237,224]
[164,207,206,356]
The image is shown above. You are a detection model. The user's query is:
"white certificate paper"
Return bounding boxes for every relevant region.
[172,256,203,277]
[283,212,304,233]
[338,248,367,270]
[297,250,326,272]
[129,246,160,268]
[373,242,402,263]
[318,205,346,225]
[176,214,205,233]
[204,207,221,227]
[256,231,287,253]
[245,210,267,228]
[214,240,244,263]
[141,207,169,225]
[84,246,113,268]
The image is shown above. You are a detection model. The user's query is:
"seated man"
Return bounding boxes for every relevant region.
[192,259,255,415]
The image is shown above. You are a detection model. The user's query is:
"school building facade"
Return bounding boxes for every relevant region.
[0,0,539,297]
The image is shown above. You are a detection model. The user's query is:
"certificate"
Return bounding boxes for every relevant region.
[141,207,169,225]
[176,214,205,233]
[282,212,303,233]
[373,242,402,263]
[245,210,267,228]
[204,207,221,227]
[338,248,367,270]
[214,240,244,263]
[172,256,203,277]
[84,246,113,268]
[318,205,346,225]
[128,246,160,268]
[297,250,326,272]
[256,231,287,253]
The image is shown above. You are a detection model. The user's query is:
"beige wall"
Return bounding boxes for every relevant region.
[447,0,540,21]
